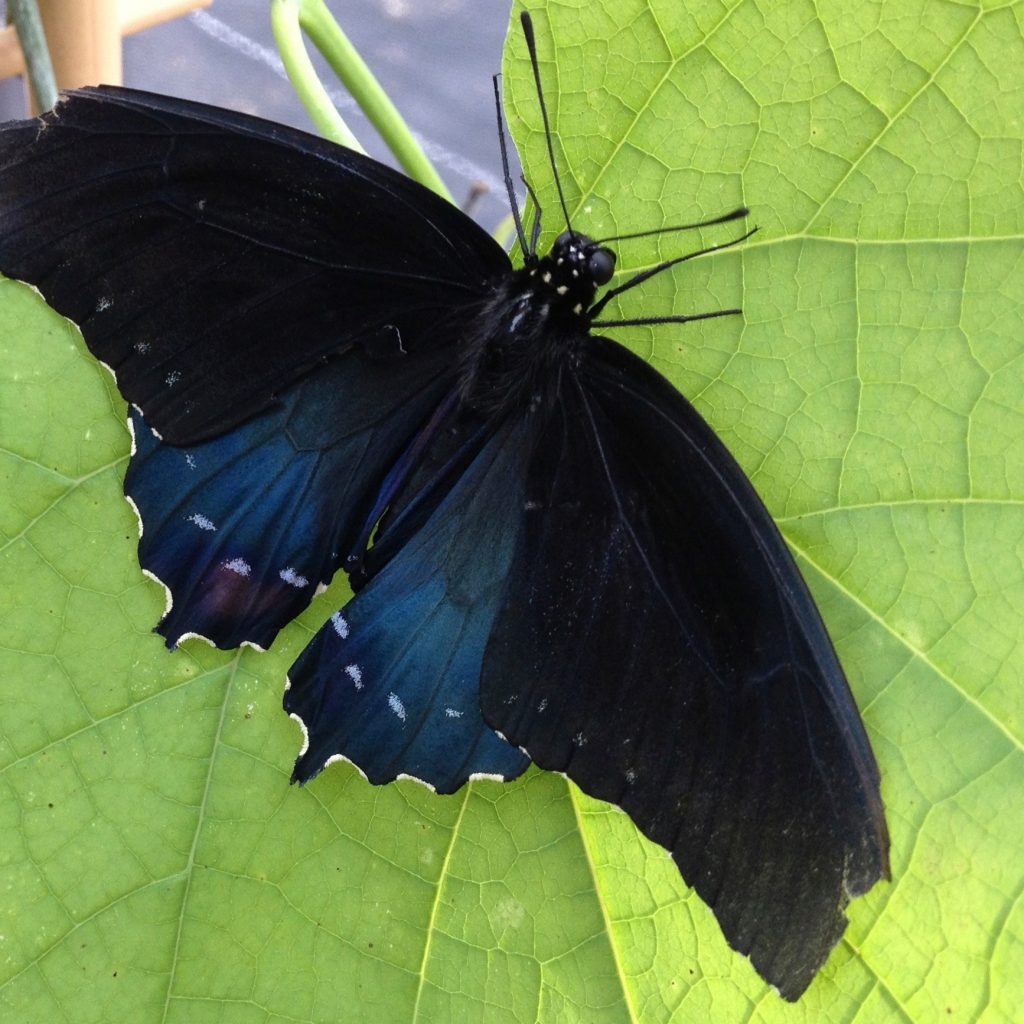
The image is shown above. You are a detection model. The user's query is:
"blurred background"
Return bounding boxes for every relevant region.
[0,0,516,227]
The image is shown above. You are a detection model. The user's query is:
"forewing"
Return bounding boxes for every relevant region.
[0,86,509,443]
[285,418,533,794]
[126,346,453,650]
[480,337,889,999]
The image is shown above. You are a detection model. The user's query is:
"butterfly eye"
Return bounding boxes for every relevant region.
[588,247,616,285]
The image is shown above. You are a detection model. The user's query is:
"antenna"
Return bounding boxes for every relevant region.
[520,174,544,254]
[520,12,574,234]
[588,227,758,320]
[594,308,742,329]
[492,74,531,257]
[596,206,749,245]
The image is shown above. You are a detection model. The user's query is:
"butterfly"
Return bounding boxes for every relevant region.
[0,10,888,1001]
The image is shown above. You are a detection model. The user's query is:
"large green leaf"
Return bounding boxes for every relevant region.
[2,1,1022,1020]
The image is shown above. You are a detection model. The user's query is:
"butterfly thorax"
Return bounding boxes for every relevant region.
[457,231,616,416]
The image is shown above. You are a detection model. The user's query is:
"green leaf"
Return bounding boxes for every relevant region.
[2,1,1022,1021]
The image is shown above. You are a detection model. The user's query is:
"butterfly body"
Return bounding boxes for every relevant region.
[453,230,613,420]
[0,61,888,999]
[355,231,618,579]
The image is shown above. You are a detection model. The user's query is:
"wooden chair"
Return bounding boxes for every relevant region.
[1,0,211,106]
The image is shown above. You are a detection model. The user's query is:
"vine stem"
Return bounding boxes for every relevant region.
[9,0,58,111]
[271,0,452,202]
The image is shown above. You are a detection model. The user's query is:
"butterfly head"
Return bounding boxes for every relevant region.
[528,230,616,319]
[551,231,615,286]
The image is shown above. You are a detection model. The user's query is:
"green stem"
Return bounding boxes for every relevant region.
[9,0,57,111]
[271,0,362,151]
[271,0,452,203]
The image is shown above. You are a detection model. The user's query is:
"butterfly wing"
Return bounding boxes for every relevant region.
[0,86,513,650]
[480,337,889,999]
[284,415,533,793]
[126,344,453,649]
[0,86,509,444]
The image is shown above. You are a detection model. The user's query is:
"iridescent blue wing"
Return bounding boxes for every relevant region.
[126,346,453,650]
[0,87,509,444]
[0,86,512,652]
[480,338,889,1000]
[284,417,532,793]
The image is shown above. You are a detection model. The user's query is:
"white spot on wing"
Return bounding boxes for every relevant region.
[537,698,548,713]
[344,664,363,690]
[331,612,349,638]
[175,631,217,648]
[187,513,216,531]
[185,453,196,470]
[444,708,463,719]
[279,567,308,588]
[141,567,172,616]
[288,681,371,783]
[388,692,406,722]
[124,494,144,538]
[96,296,112,312]
[165,370,181,387]
[134,340,150,354]
[396,772,436,793]
[288,709,310,756]
[323,752,368,780]
[223,557,251,577]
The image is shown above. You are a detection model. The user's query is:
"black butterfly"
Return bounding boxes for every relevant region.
[0,11,888,1000]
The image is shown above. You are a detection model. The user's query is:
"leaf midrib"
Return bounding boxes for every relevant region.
[160,653,241,1023]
